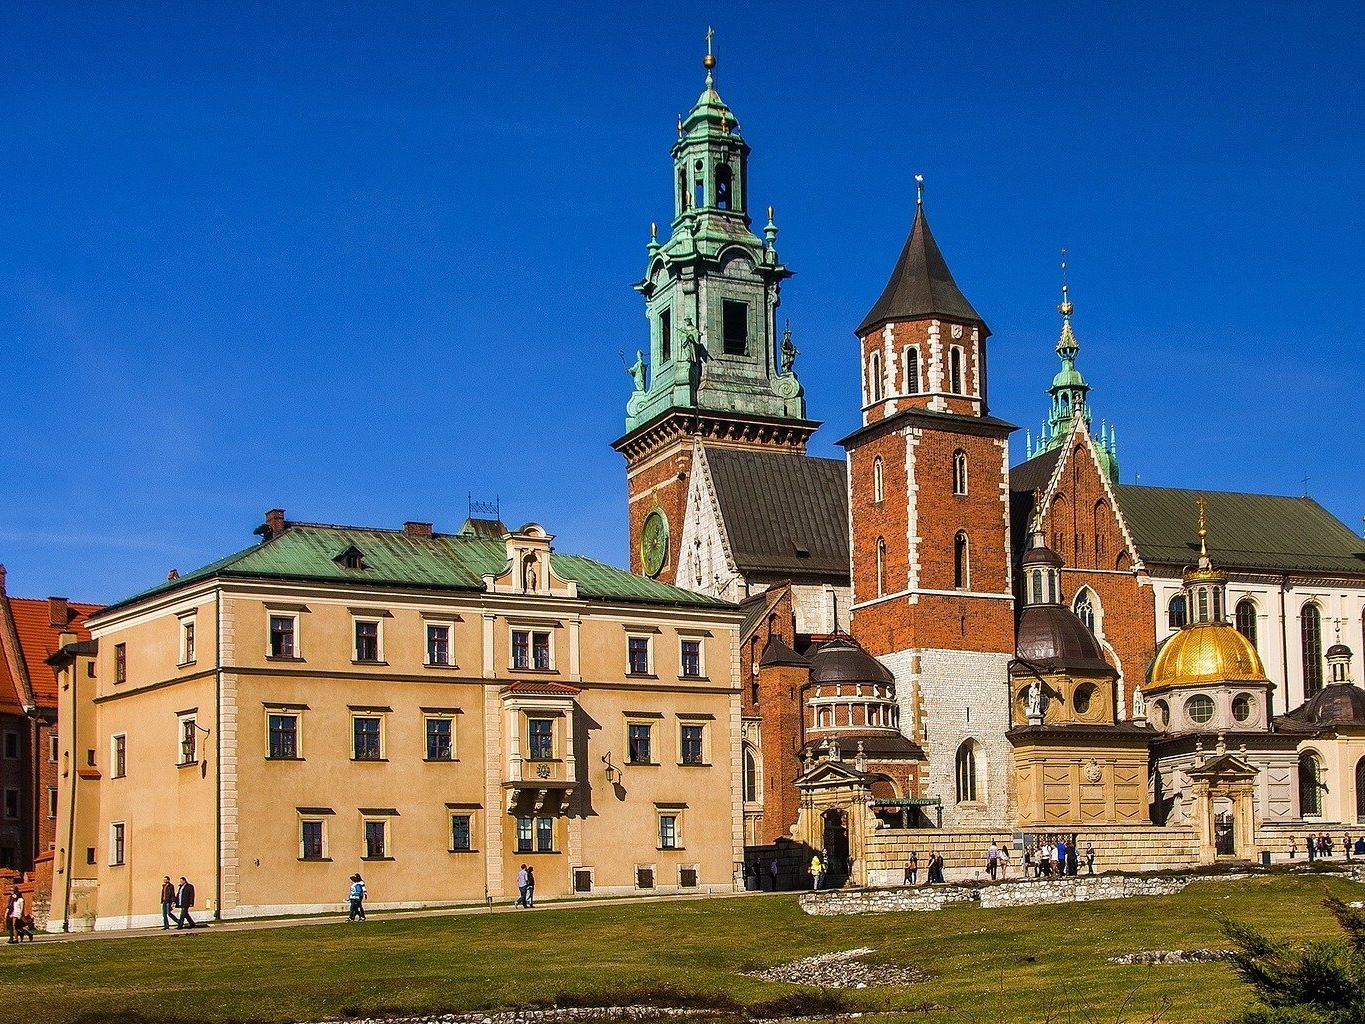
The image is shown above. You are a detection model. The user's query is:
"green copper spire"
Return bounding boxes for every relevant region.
[624,34,805,434]
[1029,253,1119,481]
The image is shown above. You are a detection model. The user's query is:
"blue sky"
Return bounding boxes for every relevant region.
[2,3,1362,602]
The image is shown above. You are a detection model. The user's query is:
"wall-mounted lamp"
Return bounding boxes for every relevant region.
[601,752,620,785]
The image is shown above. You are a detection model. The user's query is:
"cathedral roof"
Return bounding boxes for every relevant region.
[704,446,849,579]
[1147,622,1268,690]
[807,636,894,686]
[1013,604,1115,677]
[1279,683,1365,731]
[856,204,987,337]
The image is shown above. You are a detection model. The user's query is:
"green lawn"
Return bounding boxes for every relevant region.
[4,875,1358,1024]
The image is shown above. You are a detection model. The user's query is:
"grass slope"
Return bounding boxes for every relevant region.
[5,876,1359,1024]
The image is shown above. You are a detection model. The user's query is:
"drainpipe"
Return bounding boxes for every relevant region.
[61,653,77,931]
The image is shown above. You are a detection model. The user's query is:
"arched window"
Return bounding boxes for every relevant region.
[1235,599,1258,648]
[869,351,883,403]
[1030,570,1043,606]
[1049,493,1068,556]
[1074,589,1096,634]
[952,450,968,495]
[955,741,979,803]
[904,346,920,393]
[1116,550,1131,571]
[953,532,969,590]
[1093,500,1108,566]
[876,537,886,597]
[742,748,759,803]
[873,457,884,503]
[1299,751,1324,817]
[1355,756,1365,823]
[949,347,963,394]
[1168,594,1187,630]
[678,167,687,210]
[1302,603,1324,697]
[715,164,733,210]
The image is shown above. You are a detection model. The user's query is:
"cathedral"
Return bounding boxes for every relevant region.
[614,46,1365,877]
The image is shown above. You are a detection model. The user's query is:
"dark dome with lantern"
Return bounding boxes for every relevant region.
[1013,604,1115,677]
[807,636,895,686]
[1327,643,1353,659]
[1281,683,1365,730]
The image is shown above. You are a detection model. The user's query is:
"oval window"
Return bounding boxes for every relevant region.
[1073,684,1094,715]
[1232,694,1253,723]
[1187,694,1215,725]
[1152,699,1169,728]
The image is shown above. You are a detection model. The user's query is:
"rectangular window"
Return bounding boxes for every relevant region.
[533,631,551,670]
[528,718,553,760]
[659,814,678,849]
[536,816,554,853]
[680,724,705,765]
[268,714,299,759]
[269,615,296,658]
[722,299,748,355]
[512,630,530,669]
[450,814,472,852]
[48,734,58,763]
[660,306,672,361]
[516,816,533,853]
[425,718,453,761]
[628,723,652,764]
[85,847,95,866]
[680,639,702,678]
[364,820,387,859]
[353,717,382,761]
[354,620,380,662]
[114,643,127,684]
[178,716,197,766]
[48,787,57,819]
[112,734,127,779]
[181,619,196,664]
[2,789,18,819]
[300,820,325,860]
[628,636,651,675]
[110,822,125,866]
[426,624,451,666]
[2,731,17,759]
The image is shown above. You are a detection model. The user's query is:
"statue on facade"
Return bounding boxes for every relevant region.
[1131,685,1147,722]
[1026,678,1043,722]
[624,349,648,392]
[780,323,798,373]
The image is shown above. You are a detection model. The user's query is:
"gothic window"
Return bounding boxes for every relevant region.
[949,347,964,394]
[715,164,733,210]
[1299,750,1324,817]
[1356,756,1365,823]
[952,450,968,495]
[1074,589,1096,634]
[873,457,884,503]
[876,537,886,597]
[742,748,759,803]
[904,346,921,393]
[953,532,969,590]
[1116,550,1131,571]
[1235,599,1258,648]
[954,741,979,804]
[722,300,748,355]
[869,351,883,403]
[1093,501,1108,565]
[1302,603,1324,697]
[1168,594,1187,630]
[660,306,672,362]
[1030,570,1043,606]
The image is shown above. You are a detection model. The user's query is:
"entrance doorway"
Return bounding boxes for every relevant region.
[821,809,850,887]
[1214,810,1235,856]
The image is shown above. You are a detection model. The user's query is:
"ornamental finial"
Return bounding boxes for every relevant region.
[703,26,716,73]
[1058,249,1073,318]
[1197,496,1208,559]
[915,173,924,207]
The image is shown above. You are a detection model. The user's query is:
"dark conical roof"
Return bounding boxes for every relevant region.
[1281,683,1365,729]
[807,636,895,686]
[856,204,987,337]
[1013,604,1115,677]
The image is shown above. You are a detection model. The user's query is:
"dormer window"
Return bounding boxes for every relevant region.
[335,545,367,570]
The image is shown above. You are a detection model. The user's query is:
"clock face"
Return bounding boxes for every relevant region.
[640,509,669,578]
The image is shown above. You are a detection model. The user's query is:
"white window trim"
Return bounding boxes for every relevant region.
[266,610,301,660]
[298,814,329,861]
[949,344,966,394]
[352,615,385,663]
[110,733,127,779]
[678,862,701,887]
[447,807,478,852]
[176,610,197,666]
[626,632,655,676]
[678,636,706,679]
[109,821,126,866]
[176,713,198,767]
[676,716,711,766]
[509,625,556,672]
[424,620,456,667]
[48,734,58,764]
[873,457,884,503]
[635,862,658,889]
[904,343,922,393]
[264,706,304,760]
[423,711,459,761]
[350,711,387,761]
[361,815,391,859]
[655,803,687,849]
[624,715,657,765]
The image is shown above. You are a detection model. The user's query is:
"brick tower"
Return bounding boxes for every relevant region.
[613,40,816,585]
[838,187,1018,827]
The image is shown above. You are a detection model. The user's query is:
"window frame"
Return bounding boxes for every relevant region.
[949,345,965,395]
[527,717,554,761]
[178,612,197,666]
[1185,693,1215,725]
[267,612,300,660]
[352,617,383,664]
[659,813,679,850]
[111,733,127,779]
[511,627,554,672]
[1,730,18,760]
[48,733,59,764]
[953,532,970,590]
[721,298,748,356]
[954,741,979,804]
[299,816,328,861]
[627,721,654,765]
[114,642,127,685]
[425,621,455,667]
[424,714,456,762]
[266,711,301,760]
[47,786,57,820]
[109,821,126,866]
[679,637,704,679]
[362,817,390,860]
[678,720,707,766]
[2,788,18,820]
[873,457,884,503]
[904,344,921,394]
[1234,598,1258,647]
[952,449,968,496]
[626,634,653,677]
[177,713,198,767]
[351,714,385,762]
[448,809,477,853]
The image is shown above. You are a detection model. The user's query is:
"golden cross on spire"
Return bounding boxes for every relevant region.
[704,26,716,70]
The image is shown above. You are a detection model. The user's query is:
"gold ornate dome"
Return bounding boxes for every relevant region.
[1148,622,1268,689]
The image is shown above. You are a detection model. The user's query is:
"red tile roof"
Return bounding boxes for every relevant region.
[498,681,583,697]
[1,597,100,710]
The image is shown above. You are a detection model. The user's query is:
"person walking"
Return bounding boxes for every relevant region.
[768,858,779,892]
[175,876,196,929]
[1085,842,1096,875]
[1023,844,1035,878]
[514,864,530,908]
[810,852,824,891]
[347,873,367,921]
[999,847,1010,878]
[525,865,536,908]
[905,851,918,885]
[986,840,1000,880]
[160,876,177,929]
[6,890,21,943]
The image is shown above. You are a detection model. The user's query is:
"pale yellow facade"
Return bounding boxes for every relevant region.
[68,522,744,929]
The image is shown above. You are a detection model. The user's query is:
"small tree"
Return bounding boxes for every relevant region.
[1221,896,1365,1024]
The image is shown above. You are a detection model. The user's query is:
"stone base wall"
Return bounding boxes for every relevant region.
[800,885,981,915]
[742,841,817,891]
[800,873,1192,915]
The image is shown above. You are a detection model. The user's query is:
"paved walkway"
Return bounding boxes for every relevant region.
[35,885,788,944]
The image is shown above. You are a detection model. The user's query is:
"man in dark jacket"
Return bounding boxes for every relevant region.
[175,876,197,929]
[160,876,176,929]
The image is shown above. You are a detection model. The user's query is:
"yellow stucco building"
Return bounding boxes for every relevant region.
[55,511,743,929]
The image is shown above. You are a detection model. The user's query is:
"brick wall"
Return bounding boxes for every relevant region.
[624,436,693,582]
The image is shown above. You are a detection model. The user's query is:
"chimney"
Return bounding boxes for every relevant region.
[403,521,433,538]
[260,509,286,541]
[48,596,69,629]
[167,569,180,581]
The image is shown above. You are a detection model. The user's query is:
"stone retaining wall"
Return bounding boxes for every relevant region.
[800,873,1192,915]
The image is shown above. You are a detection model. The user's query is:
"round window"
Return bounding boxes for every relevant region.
[1186,694,1215,725]
[1073,684,1094,715]
[1232,694,1253,723]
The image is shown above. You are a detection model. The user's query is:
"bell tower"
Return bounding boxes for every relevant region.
[614,35,816,583]
[839,183,1018,826]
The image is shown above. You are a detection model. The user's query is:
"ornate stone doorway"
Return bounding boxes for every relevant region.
[822,808,850,886]
[1356,757,1365,823]
[1186,747,1260,865]
[1214,807,1235,857]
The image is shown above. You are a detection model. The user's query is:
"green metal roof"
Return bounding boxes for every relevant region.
[102,522,736,615]
[1113,485,1365,577]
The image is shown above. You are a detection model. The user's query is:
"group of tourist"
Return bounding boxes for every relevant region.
[158,875,198,930]
[1293,832,1365,861]
[902,850,945,884]
[513,864,536,908]
[5,889,35,943]
[1021,835,1095,877]
[741,858,783,890]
